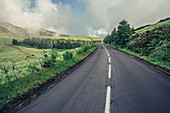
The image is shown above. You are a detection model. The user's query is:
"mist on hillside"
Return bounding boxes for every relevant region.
[0,0,169,36]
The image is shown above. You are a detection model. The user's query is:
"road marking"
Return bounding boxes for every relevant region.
[102,44,111,62]
[108,57,111,63]
[105,86,111,113]
[108,64,111,78]
[102,44,112,113]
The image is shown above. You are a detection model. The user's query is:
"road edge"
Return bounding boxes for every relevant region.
[106,44,170,77]
[1,45,99,113]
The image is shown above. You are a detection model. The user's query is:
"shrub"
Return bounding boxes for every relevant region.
[76,49,83,54]
[42,50,58,68]
[76,44,97,54]
[12,39,20,45]
[63,51,73,60]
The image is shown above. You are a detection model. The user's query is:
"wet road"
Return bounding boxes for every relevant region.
[18,44,170,113]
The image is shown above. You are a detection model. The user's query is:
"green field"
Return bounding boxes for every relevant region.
[40,36,104,41]
[0,36,80,84]
[0,36,99,108]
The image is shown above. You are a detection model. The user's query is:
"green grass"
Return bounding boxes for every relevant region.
[108,44,170,69]
[136,20,170,34]
[0,40,79,84]
[0,36,98,108]
[0,47,97,108]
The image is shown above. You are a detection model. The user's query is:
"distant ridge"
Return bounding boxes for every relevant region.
[0,22,28,36]
[135,17,170,31]
[0,22,69,37]
[0,26,15,36]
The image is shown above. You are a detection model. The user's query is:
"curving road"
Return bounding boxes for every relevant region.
[18,44,170,113]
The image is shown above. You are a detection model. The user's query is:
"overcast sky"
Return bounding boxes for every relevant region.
[0,0,169,37]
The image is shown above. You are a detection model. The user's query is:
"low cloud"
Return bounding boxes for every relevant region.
[0,0,88,36]
[81,0,170,33]
[0,0,169,37]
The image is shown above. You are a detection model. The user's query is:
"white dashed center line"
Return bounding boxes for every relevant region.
[108,64,111,78]
[102,44,112,113]
[105,86,111,113]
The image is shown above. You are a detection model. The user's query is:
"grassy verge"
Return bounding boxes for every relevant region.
[0,44,98,109]
[107,44,170,72]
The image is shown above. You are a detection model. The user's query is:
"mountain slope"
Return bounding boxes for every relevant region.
[0,22,29,36]
[126,19,170,69]
[104,17,170,69]
[135,17,170,33]
[0,26,15,36]
[0,22,62,37]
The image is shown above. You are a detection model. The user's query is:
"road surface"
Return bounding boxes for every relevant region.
[18,44,170,113]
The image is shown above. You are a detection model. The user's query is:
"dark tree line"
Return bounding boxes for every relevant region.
[103,20,135,47]
[12,38,101,49]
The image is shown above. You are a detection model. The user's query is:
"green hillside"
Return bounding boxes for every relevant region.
[104,18,170,69]
[136,19,170,34]
[127,21,169,68]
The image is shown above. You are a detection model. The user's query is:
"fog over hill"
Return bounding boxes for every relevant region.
[0,21,63,37]
[0,0,169,37]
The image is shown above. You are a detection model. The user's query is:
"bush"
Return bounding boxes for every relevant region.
[43,59,54,68]
[63,51,73,60]
[12,39,20,45]
[76,49,83,54]
[42,50,58,68]
[76,44,97,54]
[50,49,58,62]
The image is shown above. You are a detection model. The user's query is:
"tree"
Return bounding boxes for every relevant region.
[103,34,111,44]
[117,20,133,47]
[110,28,118,44]
[12,39,19,45]
[132,26,135,34]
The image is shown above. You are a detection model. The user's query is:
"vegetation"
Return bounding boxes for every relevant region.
[104,19,170,69]
[63,51,73,60]
[40,36,104,41]
[103,20,135,46]
[12,37,101,49]
[136,19,170,34]
[0,35,99,108]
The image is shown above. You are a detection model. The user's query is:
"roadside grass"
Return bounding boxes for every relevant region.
[0,36,98,108]
[0,45,78,84]
[108,44,170,69]
[0,46,97,108]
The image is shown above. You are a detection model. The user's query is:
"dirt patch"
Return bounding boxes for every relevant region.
[7,44,43,60]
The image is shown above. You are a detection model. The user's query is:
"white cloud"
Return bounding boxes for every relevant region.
[81,0,170,33]
[0,0,88,36]
[0,0,169,37]
[89,28,108,37]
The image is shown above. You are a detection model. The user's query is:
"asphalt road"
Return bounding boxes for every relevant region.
[18,44,170,113]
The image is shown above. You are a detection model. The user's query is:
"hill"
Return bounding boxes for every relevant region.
[104,18,170,69]
[0,22,62,37]
[0,26,15,36]
[126,20,169,68]
[135,17,170,33]
[0,22,29,36]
